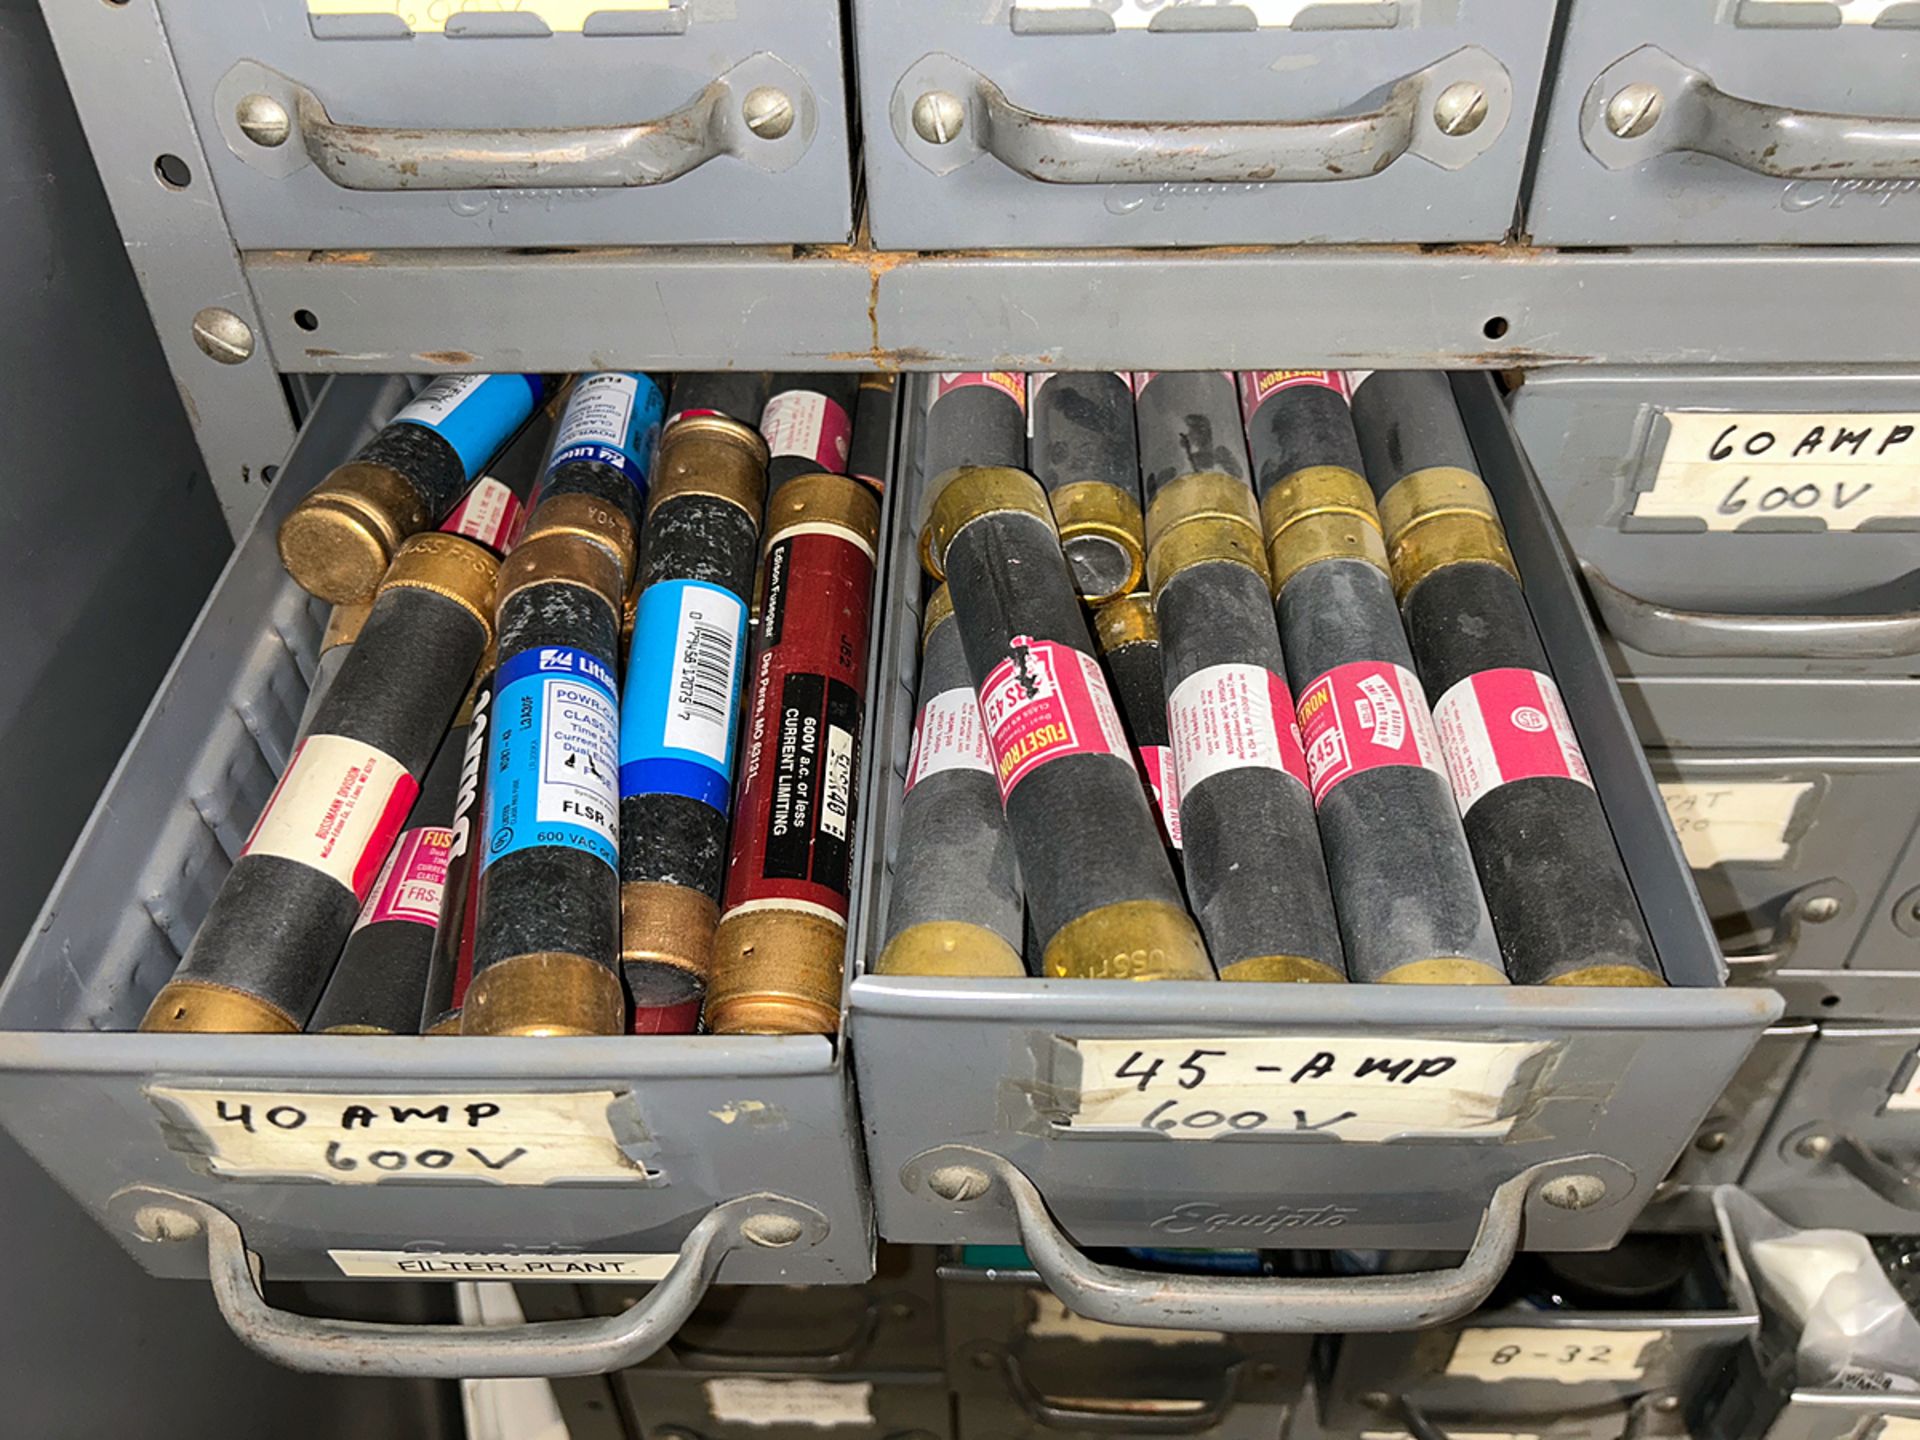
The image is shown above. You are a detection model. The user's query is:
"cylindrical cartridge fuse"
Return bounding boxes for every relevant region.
[1030,373,1146,604]
[143,533,498,1031]
[876,585,1026,977]
[295,600,369,745]
[918,373,1027,578]
[1091,595,1180,856]
[1148,472,1344,984]
[762,374,858,490]
[619,416,770,1032]
[667,372,773,430]
[1253,372,1505,986]
[463,495,636,1036]
[928,467,1211,982]
[536,372,667,537]
[280,374,545,604]
[1132,372,1250,498]
[1351,371,1663,988]
[849,375,896,494]
[420,674,493,1034]
[708,473,881,1035]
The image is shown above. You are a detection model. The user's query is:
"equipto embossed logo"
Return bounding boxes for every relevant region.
[1151,1201,1358,1235]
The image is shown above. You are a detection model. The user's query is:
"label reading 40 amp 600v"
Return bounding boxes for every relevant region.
[1064,1036,1553,1142]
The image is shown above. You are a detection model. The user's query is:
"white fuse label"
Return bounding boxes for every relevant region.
[1659,781,1813,867]
[244,734,419,900]
[1636,412,1920,531]
[903,688,994,792]
[1166,663,1310,802]
[1446,1327,1664,1383]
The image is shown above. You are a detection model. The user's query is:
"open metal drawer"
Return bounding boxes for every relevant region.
[0,375,873,1377]
[847,374,1782,1335]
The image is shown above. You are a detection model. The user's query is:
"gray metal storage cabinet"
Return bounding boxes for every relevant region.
[847,373,1781,1333]
[851,0,1555,249]
[144,0,853,248]
[0,376,875,1378]
[1531,2,1920,247]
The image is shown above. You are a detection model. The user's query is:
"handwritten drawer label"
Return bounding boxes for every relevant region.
[1876,1417,1920,1440]
[1066,1037,1551,1142]
[1636,411,1920,531]
[1659,781,1813,867]
[1446,1327,1664,1383]
[148,1088,649,1185]
[705,1379,874,1429]
[331,1249,674,1280]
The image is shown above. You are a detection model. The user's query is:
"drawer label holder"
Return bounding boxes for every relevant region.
[1445,1326,1665,1383]
[148,1087,654,1185]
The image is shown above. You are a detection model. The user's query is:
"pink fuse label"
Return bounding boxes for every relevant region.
[352,826,453,931]
[1432,668,1592,816]
[439,476,524,555]
[1167,662,1309,804]
[761,390,853,472]
[1236,370,1349,424]
[934,372,1026,411]
[244,735,420,899]
[1296,660,1447,808]
[980,638,1131,801]
[1138,744,1182,850]
[903,687,994,794]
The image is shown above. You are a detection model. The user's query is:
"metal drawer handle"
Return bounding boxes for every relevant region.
[1582,45,1920,181]
[905,1149,1567,1333]
[998,1349,1242,1434]
[1795,1132,1920,1213]
[1580,564,1920,660]
[1720,883,1854,984]
[212,56,816,191]
[888,48,1511,184]
[114,1186,828,1377]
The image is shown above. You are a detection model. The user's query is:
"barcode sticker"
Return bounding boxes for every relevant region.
[620,580,749,815]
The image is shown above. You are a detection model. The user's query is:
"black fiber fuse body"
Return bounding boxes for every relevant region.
[1351,370,1663,988]
[1092,595,1180,859]
[1133,371,1251,498]
[761,373,859,490]
[918,373,1027,578]
[142,533,499,1032]
[1030,372,1146,604]
[1251,371,1505,986]
[929,466,1211,982]
[876,585,1026,977]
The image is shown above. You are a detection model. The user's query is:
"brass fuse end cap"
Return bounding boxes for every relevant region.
[140,980,301,1034]
[705,908,847,1036]
[1376,956,1510,986]
[459,951,626,1036]
[921,583,955,646]
[321,600,372,654]
[1544,964,1667,989]
[924,466,1052,579]
[1261,465,1390,596]
[765,471,882,555]
[1144,470,1261,552]
[278,462,427,606]
[1048,480,1146,605]
[1377,465,1518,599]
[1218,955,1348,985]
[621,881,720,982]
[519,492,638,595]
[423,1015,462,1037]
[1091,592,1157,655]
[875,920,1026,978]
[651,414,771,529]
[1043,899,1213,982]
[319,1024,396,1036]
[380,531,502,640]
[1147,517,1271,602]
[498,530,626,616]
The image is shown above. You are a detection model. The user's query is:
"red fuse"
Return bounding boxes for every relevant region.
[707,472,881,1035]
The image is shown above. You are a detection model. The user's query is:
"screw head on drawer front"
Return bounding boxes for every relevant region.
[742,87,796,141]
[1433,83,1489,137]
[741,1214,806,1248]
[1696,1130,1730,1153]
[1539,1173,1607,1210]
[926,1164,992,1202]
[190,307,254,364]
[1802,896,1841,923]
[1797,1133,1834,1160]
[1605,84,1664,140]
[235,93,291,148]
[912,91,966,146]
[132,1205,202,1243]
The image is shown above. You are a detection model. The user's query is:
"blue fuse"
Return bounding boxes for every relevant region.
[538,371,668,534]
[281,371,547,604]
[621,580,748,815]
[485,644,621,874]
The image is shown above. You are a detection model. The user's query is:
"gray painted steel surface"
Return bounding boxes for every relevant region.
[0,378,873,1322]
[1532,3,1920,246]
[152,0,853,247]
[848,374,1779,1274]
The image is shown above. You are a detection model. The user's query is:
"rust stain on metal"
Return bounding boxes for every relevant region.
[415,349,478,367]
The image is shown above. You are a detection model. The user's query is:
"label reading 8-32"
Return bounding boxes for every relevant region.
[1446,1328,1664,1384]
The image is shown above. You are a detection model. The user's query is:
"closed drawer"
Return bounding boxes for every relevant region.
[847,372,1779,1316]
[1744,1024,1920,1234]
[1530,1,1920,247]
[850,0,1555,249]
[0,375,873,1375]
[156,0,853,247]
[612,1371,952,1440]
[1509,369,1920,682]
[1317,1226,1756,1436]
[942,1264,1307,1440]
